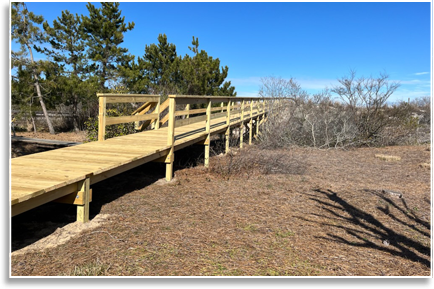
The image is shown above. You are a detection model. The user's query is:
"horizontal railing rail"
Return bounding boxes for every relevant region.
[97,94,270,173]
[97,93,161,141]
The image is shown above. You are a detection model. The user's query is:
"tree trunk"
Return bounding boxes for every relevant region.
[27,44,55,134]
[72,94,80,132]
[31,115,37,134]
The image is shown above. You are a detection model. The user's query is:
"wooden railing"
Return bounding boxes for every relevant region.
[98,94,269,140]
[164,95,268,177]
[97,93,161,141]
[97,94,269,180]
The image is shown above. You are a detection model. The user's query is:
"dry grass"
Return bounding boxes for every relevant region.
[11,144,431,276]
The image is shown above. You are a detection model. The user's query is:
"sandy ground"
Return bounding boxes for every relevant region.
[12,131,87,142]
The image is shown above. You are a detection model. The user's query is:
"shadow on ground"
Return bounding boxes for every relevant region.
[300,189,430,268]
[11,137,228,252]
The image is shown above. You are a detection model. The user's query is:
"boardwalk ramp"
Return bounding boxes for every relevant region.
[11,94,269,222]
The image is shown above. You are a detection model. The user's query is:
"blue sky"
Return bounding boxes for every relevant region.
[11,1,432,103]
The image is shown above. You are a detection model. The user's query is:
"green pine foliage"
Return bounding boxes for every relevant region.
[40,9,98,131]
[178,37,236,97]
[122,34,237,98]
[81,2,135,91]
[11,2,237,134]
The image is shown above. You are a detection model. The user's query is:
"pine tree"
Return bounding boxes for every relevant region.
[118,58,149,94]
[140,34,180,95]
[11,2,55,134]
[179,37,236,96]
[81,2,135,91]
[40,10,93,131]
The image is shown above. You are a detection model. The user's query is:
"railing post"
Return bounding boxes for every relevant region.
[155,97,161,130]
[264,99,268,122]
[249,99,253,145]
[166,95,176,181]
[240,99,245,148]
[185,103,190,119]
[256,99,260,137]
[204,98,211,168]
[225,99,231,154]
[98,95,106,141]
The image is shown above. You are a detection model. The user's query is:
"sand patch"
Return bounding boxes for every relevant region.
[12,214,111,256]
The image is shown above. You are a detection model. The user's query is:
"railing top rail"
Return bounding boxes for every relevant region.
[97,93,161,104]
[97,93,274,101]
[168,94,266,100]
[97,93,161,98]
[168,94,235,99]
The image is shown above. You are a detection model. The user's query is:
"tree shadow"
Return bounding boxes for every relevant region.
[299,189,430,268]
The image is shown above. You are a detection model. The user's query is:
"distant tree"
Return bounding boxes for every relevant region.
[81,2,135,91]
[178,37,236,96]
[11,2,55,134]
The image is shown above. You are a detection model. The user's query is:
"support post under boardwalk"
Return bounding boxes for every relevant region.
[240,99,244,149]
[256,115,259,137]
[76,177,90,223]
[204,98,211,167]
[249,99,253,145]
[225,99,231,154]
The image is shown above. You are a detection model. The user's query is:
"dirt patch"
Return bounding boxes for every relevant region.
[11,131,88,158]
[13,131,87,143]
[10,144,431,276]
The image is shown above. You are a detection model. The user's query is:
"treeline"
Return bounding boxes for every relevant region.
[11,2,236,134]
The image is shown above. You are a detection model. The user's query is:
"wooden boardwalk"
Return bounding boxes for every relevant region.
[11,95,269,222]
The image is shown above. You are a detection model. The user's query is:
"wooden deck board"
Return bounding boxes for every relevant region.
[11,109,267,217]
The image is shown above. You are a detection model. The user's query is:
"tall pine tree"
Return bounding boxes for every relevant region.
[40,10,95,131]
[11,2,55,134]
[81,2,135,91]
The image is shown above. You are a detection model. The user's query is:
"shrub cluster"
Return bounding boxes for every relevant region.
[257,73,430,149]
[209,147,307,179]
[258,96,430,149]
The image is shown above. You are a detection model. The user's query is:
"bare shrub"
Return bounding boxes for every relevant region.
[209,146,306,179]
[258,78,358,148]
[331,70,400,143]
[257,73,429,149]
